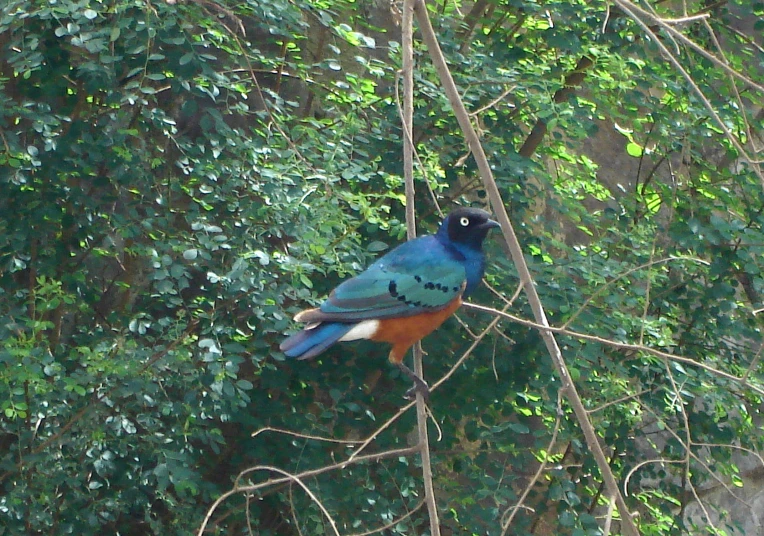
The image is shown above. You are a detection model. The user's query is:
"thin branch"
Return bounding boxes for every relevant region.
[602,493,617,536]
[619,0,764,95]
[412,2,640,533]
[401,3,441,533]
[347,401,416,462]
[624,457,685,496]
[465,302,764,398]
[241,466,340,536]
[587,388,653,415]
[251,426,361,445]
[561,255,710,331]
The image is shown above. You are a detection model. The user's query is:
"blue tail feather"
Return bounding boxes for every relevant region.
[279,322,354,360]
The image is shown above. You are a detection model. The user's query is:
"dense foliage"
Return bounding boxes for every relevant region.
[1,0,763,534]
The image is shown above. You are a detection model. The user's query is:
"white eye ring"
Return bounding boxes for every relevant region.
[459,217,470,227]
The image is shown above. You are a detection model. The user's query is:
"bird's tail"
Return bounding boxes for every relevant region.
[279,322,354,360]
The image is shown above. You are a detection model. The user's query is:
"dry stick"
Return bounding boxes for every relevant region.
[401,1,441,532]
[251,426,361,445]
[347,401,416,462]
[411,2,640,534]
[603,494,617,536]
[562,255,709,331]
[636,407,724,533]
[393,70,444,217]
[245,466,341,536]
[620,0,764,95]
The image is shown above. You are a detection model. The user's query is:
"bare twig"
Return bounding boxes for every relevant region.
[232,466,340,536]
[346,401,416,462]
[603,493,617,536]
[251,426,361,445]
[561,255,709,330]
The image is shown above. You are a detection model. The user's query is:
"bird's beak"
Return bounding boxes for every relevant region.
[480,219,501,230]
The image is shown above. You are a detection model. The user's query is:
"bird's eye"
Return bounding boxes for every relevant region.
[459,217,470,227]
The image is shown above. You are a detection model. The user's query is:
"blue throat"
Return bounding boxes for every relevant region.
[435,232,486,297]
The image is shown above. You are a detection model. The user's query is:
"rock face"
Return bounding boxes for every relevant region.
[684,458,764,535]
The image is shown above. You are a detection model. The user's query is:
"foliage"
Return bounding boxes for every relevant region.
[0,0,763,534]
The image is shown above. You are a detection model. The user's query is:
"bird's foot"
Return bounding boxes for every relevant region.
[397,362,430,401]
[404,377,430,401]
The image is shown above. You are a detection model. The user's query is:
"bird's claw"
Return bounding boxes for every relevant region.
[404,377,430,401]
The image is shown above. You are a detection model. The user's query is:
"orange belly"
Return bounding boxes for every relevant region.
[371,297,463,364]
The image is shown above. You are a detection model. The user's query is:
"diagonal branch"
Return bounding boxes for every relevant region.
[412,1,640,534]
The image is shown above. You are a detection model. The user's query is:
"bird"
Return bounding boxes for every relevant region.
[279,207,500,397]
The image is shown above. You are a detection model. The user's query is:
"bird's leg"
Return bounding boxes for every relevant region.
[397,362,430,400]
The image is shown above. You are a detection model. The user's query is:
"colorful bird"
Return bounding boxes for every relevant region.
[280,207,500,397]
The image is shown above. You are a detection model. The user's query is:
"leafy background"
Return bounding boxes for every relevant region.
[1,0,763,534]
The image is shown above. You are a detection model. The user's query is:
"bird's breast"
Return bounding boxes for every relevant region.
[371,296,463,362]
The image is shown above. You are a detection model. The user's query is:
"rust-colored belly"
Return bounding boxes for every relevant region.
[371,297,463,363]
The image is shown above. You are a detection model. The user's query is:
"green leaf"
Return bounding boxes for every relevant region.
[626,141,643,157]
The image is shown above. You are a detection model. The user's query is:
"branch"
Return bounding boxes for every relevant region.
[401,1,441,533]
[464,302,764,398]
[412,2,640,534]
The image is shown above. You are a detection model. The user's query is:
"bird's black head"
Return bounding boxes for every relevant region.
[438,207,500,249]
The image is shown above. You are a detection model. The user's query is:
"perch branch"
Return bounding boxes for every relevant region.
[401,0,441,533]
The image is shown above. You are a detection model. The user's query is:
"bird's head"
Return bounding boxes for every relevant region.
[438,207,500,249]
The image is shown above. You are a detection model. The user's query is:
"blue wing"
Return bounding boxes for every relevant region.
[296,236,466,323]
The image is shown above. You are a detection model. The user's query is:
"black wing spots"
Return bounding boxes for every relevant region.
[388,274,456,308]
[394,290,435,309]
[422,280,455,294]
[388,280,399,298]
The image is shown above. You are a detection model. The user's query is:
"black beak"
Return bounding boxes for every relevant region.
[480,219,501,230]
